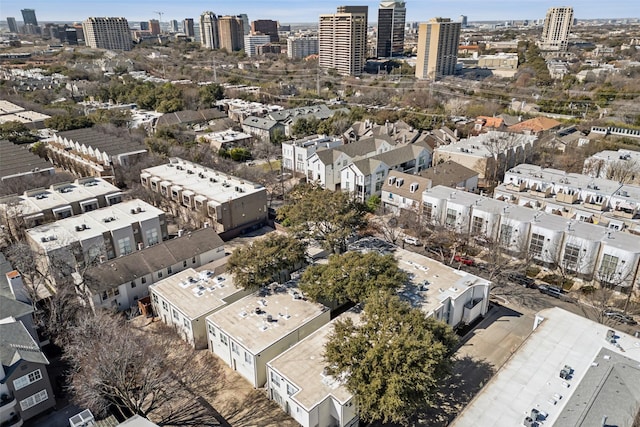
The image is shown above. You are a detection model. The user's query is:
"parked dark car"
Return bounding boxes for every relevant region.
[508,273,536,288]
[603,310,638,325]
[538,284,563,298]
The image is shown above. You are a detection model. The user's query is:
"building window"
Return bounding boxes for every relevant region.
[208,325,216,337]
[244,351,251,364]
[131,281,137,289]
[270,371,280,387]
[145,228,159,245]
[141,277,147,284]
[500,224,513,246]
[529,233,544,257]
[220,334,228,345]
[19,390,48,411]
[231,342,239,355]
[599,254,619,282]
[563,243,581,271]
[172,310,179,321]
[167,266,173,274]
[13,369,42,390]
[471,216,484,235]
[192,257,196,264]
[286,383,298,396]
[117,237,132,255]
[152,294,158,303]
[423,202,433,219]
[183,260,188,267]
[158,271,163,278]
[162,301,168,310]
[445,208,457,227]
[183,318,190,329]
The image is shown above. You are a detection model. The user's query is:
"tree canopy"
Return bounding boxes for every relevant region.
[277,184,368,253]
[227,233,308,290]
[324,291,458,425]
[299,251,408,304]
[44,114,93,131]
[0,121,39,144]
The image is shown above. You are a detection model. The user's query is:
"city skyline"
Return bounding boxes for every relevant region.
[2,0,639,24]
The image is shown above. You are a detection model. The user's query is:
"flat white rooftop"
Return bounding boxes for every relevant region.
[267,309,360,410]
[150,268,246,320]
[26,199,163,251]
[393,246,491,316]
[451,308,640,427]
[206,284,329,354]
[142,158,265,204]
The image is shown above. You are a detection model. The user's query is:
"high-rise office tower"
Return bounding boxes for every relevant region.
[251,20,279,42]
[149,19,161,35]
[170,20,179,32]
[376,1,406,58]
[21,9,38,26]
[415,18,461,80]
[459,15,468,28]
[239,14,250,35]
[199,11,219,49]
[319,8,367,76]
[336,5,368,27]
[7,17,18,33]
[540,6,573,51]
[82,17,132,51]
[140,21,149,31]
[183,18,195,37]
[218,16,244,51]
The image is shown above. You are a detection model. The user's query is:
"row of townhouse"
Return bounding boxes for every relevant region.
[423,185,640,288]
[432,131,538,187]
[341,142,432,202]
[494,164,640,234]
[141,158,268,239]
[0,177,123,229]
[583,148,640,185]
[47,128,147,178]
[149,240,491,427]
[25,199,167,285]
[1,271,55,426]
[81,227,226,312]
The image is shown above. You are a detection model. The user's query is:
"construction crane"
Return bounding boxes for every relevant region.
[154,11,164,23]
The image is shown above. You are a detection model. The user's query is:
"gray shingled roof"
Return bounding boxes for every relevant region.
[0,295,33,320]
[243,116,279,130]
[419,160,478,187]
[0,139,54,179]
[83,228,224,293]
[0,321,48,369]
[56,128,146,157]
[155,108,226,127]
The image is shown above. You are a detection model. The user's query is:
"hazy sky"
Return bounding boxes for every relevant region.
[2,0,638,23]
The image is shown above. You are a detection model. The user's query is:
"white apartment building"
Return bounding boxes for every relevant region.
[82,228,226,312]
[206,285,331,388]
[150,269,251,349]
[82,17,132,51]
[25,200,166,283]
[266,310,360,427]
[340,142,432,202]
[281,135,343,176]
[287,35,319,59]
[141,158,268,238]
[244,34,271,57]
[583,149,640,185]
[0,177,123,229]
[422,185,640,288]
[199,11,219,49]
[197,129,253,151]
[495,164,640,234]
[307,136,396,191]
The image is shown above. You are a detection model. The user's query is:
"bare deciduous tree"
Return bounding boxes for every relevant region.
[66,312,223,425]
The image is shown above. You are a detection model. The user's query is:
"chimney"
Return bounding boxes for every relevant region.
[6,271,30,304]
